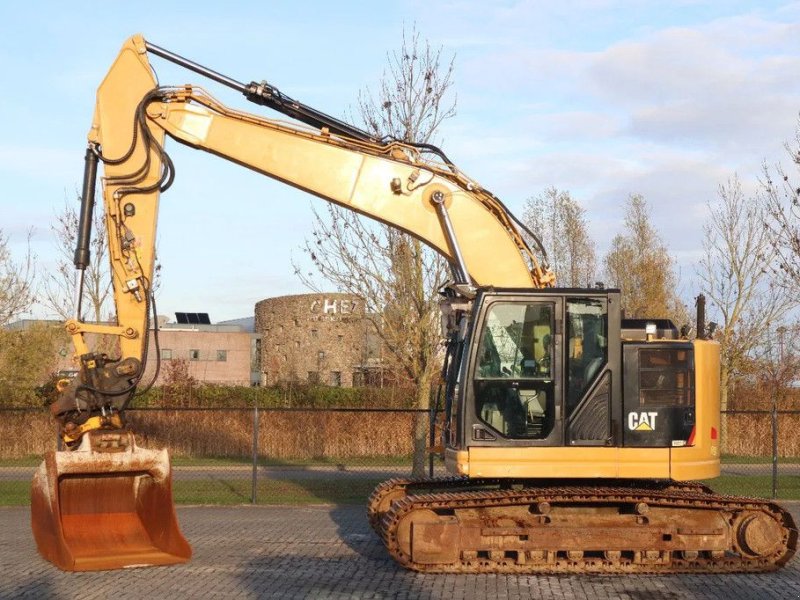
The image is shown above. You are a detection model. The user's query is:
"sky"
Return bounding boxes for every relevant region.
[1,1,798,323]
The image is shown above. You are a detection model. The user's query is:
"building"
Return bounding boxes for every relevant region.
[8,291,385,389]
[143,321,258,386]
[5,318,258,387]
[255,293,381,387]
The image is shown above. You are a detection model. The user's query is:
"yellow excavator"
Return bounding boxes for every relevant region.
[32,35,796,573]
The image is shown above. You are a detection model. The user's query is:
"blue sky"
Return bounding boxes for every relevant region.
[1,1,798,322]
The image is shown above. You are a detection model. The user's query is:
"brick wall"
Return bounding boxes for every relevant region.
[142,327,253,385]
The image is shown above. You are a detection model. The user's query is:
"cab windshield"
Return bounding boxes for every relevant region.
[476,303,553,379]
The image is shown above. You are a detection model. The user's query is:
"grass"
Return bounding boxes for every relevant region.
[173,477,387,505]
[0,455,414,468]
[172,455,413,467]
[1,477,387,507]
[721,455,800,464]
[5,473,799,507]
[703,475,800,500]
[0,454,409,508]
[0,457,43,467]
[0,481,30,506]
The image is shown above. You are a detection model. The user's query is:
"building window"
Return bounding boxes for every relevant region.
[216,350,227,362]
[330,371,342,387]
[161,349,173,360]
[189,349,200,361]
[252,338,262,371]
[308,371,320,384]
[352,371,363,387]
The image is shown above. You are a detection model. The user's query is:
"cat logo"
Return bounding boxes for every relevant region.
[628,411,658,431]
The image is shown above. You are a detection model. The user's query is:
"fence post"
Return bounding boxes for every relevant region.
[251,404,259,504]
[428,406,435,478]
[772,397,778,500]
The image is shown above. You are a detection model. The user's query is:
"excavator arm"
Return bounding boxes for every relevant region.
[32,34,552,572]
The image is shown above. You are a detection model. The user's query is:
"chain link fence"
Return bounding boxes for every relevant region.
[718,409,800,500]
[1,407,798,506]
[0,407,445,507]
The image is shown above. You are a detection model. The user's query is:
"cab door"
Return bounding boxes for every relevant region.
[467,294,563,447]
[564,296,615,446]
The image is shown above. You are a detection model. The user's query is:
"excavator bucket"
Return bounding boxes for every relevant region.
[31,430,191,571]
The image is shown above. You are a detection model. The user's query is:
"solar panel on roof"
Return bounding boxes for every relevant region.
[174,312,212,325]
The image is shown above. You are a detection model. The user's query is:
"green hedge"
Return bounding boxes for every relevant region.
[129,383,414,409]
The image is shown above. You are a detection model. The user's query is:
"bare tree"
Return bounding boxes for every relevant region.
[0,228,35,327]
[762,122,800,289]
[297,25,456,476]
[755,324,800,405]
[604,194,687,323]
[698,177,794,448]
[42,196,112,322]
[355,26,455,142]
[300,203,448,375]
[523,187,596,286]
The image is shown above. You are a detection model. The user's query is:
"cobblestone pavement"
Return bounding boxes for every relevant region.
[2,503,798,600]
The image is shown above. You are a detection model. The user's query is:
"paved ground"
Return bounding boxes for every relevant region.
[2,503,799,600]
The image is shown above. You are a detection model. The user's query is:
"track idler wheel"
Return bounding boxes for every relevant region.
[736,512,784,558]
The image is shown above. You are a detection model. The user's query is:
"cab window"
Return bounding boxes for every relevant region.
[474,302,554,439]
[566,298,608,416]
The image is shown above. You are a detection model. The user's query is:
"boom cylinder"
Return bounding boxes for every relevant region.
[144,39,375,143]
[430,189,472,286]
[74,146,99,271]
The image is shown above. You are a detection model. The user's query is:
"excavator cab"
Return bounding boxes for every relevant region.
[31,429,191,571]
[442,288,716,480]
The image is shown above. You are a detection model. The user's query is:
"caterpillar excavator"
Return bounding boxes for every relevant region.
[32,35,796,573]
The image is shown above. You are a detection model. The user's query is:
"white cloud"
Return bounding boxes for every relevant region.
[528,111,623,140]
[441,4,800,284]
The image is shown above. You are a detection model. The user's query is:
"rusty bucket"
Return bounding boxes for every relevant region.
[31,431,191,571]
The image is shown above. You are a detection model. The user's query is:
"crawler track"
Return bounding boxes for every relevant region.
[370,477,797,574]
[368,477,471,531]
